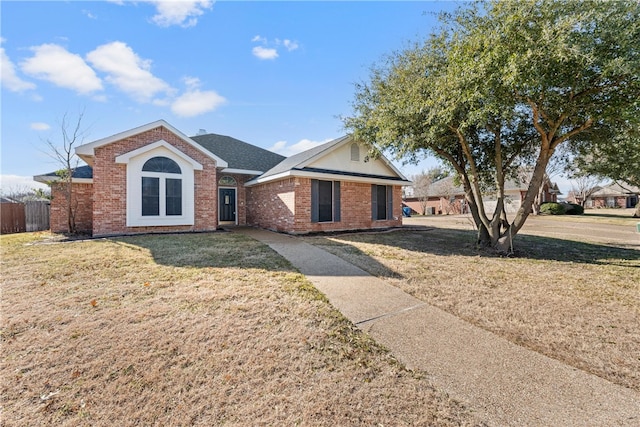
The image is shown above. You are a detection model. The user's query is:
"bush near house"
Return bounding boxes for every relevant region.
[564,203,584,215]
[540,202,566,215]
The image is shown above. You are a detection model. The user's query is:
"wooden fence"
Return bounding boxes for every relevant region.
[25,201,50,232]
[1,201,50,234]
[1,203,25,234]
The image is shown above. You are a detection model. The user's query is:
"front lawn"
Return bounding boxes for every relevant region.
[1,232,478,426]
[305,228,640,392]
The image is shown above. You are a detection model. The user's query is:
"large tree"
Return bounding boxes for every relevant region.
[343,0,640,252]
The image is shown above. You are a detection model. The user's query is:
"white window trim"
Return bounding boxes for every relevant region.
[116,143,201,227]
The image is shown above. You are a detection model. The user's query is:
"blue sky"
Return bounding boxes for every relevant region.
[2,0,463,193]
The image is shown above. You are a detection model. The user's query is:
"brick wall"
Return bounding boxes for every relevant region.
[591,196,628,208]
[92,126,218,236]
[247,177,402,234]
[246,178,296,232]
[50,182,93,234]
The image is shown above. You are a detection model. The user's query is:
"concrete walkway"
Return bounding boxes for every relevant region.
[236,227,640,426]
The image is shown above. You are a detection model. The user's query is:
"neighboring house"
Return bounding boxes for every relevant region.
[35,120,409,236]
[403,174,560,215]
[578,182,640,208]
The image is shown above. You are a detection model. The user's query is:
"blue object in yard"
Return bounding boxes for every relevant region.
[402,206,412,217]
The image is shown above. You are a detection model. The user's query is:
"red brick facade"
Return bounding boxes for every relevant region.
[90,125,219,237]
[50,182,93,234]
[50,125,405,236]
[247,177,402,234]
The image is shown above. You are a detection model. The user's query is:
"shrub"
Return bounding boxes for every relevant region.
[564,203,584,215]
[540,202,567,215]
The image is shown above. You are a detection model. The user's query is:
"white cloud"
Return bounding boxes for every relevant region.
[1,44,36,92]
[269,138,331,157]
[251,36,299,60]
[171,90,226,117]
[30,122,51,131]
[21,44,103,94]
[269,141,287,152]
[147,0,213,28]
[0,175,49,193]
[82,9,97,19]
[252,46,278,60]
[86,41,173,103]
[283,39,299,52]
[171,76,226,117]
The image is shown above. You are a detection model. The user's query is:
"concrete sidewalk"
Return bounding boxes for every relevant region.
[237,227,640,426]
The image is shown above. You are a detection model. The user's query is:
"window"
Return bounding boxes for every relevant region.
[116,140,201,227]
[219,175,237,186]
[142,177,160,216]
[350,143,360,161]
[165,178,182,216]
[141,156,182,217]
[371,184,393,220]
[311,179,341,223]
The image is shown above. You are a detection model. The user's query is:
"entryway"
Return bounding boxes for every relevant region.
[219,188,236,223]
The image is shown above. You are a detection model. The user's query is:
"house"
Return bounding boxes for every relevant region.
[35,120,410,236]
[579,182,640,208]
[403,174,560,215]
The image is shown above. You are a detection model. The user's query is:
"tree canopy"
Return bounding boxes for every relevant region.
[343,0,640,251]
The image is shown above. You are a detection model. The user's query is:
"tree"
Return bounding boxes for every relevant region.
[411,167,448,214]
[0,185,51,202]
[45,112,88,234]
[343,0,640,252]
[527,156,563,215]
[571,119,640,216]
[569,173,601,207]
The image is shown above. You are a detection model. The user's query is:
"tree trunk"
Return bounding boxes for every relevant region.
[634,201,640,218]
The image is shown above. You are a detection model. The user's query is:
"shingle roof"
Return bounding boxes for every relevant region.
[36,165,94,180]
[191,133,285,173]
[591,182,640,197]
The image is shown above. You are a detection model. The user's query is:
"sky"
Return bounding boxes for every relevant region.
[1,1,576,195]
[1,0,465,193]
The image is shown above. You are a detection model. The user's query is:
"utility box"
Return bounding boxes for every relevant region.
[637,222,640,233]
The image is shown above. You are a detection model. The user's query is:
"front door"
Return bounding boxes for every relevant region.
[219,188,236,222]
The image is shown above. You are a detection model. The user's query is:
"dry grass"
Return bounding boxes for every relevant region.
[305,227,640,392]
[1,231,480,426]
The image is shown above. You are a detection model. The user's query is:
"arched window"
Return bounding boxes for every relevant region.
[142,156,181,174]
[219,175,237,186]
[350,143,360,161]
[141,156,182,217]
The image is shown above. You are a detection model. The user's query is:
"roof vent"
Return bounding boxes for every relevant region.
[196,128,207,135]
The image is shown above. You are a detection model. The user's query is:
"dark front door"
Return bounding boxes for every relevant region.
[219,188,236,222]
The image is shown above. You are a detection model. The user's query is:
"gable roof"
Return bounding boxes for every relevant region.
[246,135,410,186]
[190,133,285,174]
[590,182,640,197]
[75,119,228,168]
[417,173,561,198]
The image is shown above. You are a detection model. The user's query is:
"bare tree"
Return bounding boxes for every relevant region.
[411,172,432,215]
[439,179,457,215]
[0,185,50,202]
[45,112,88,234]
[570,174,601,207]
[410,167,449,214]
